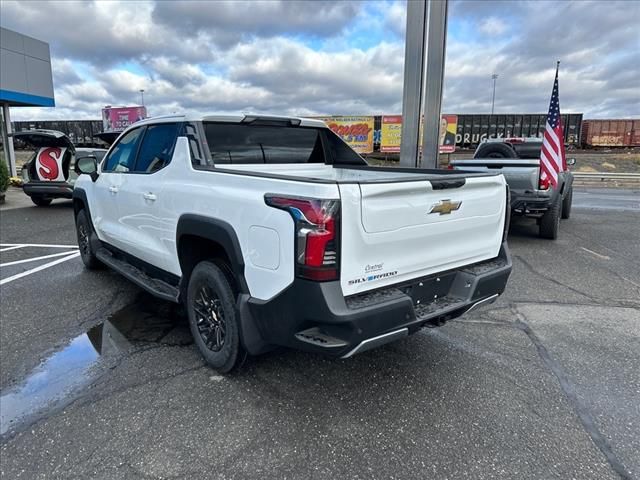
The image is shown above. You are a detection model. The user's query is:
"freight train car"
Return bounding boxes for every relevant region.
[17,114,638,151]
[581,119,640,148]
[12,120,104,147]
[454,113,583,149]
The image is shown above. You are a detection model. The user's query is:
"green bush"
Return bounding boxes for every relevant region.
[0,159,9,192]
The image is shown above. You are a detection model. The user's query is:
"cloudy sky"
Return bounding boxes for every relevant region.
[1,0,638,121]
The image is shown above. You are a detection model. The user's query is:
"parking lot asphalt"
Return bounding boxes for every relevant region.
[0,188,638,479]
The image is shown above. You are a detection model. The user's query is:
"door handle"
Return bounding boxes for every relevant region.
[143,192,157,201]
[109,186,119,193]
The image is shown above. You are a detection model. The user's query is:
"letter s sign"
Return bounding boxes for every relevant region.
[36,147,67,181]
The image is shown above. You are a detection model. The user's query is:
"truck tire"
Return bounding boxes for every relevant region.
[75,209,103,269]
[187,261,246,373]
[561,187,573,219]
[539,196,561,239]
[474,142,518,159]
[31,196,52,207]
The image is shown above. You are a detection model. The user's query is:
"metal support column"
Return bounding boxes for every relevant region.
[420,0,449,169]
[1,103,17,177]
[399,0,428,167]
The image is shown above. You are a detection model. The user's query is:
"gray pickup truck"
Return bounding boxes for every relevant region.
[450,138,575,239]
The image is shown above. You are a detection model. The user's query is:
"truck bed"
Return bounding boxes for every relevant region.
[450,158,540,192]
[194,161,508,296]
[209,163,501,184]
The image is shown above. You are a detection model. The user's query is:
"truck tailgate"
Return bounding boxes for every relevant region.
[451,159,539,191]
[339,175,507,296]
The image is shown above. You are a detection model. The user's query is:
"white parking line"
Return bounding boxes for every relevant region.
[580,247,611,260]
[0,250,79,267]
[0,252,80,286]
[0,243,79,249]
[0,246,27,253]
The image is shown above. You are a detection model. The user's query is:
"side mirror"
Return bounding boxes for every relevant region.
[75,155,99,182]
[567,158,576,166]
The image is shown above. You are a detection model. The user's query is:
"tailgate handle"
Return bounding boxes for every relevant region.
[430,179,466,190]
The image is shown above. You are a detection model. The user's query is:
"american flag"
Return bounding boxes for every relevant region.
[539,62,566,188]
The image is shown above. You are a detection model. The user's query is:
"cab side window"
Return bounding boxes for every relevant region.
[134,123,180,173]
[102,128,144,172]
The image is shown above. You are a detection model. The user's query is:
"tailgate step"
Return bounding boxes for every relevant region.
[295,327,348,348]
[414,295,467,321]
[96,248,179,303]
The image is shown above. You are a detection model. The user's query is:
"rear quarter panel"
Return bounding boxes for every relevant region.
[158,138,341,301]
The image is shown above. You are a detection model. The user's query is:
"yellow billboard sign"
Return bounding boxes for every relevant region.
[380,115,458,153]
[380,115,403,153]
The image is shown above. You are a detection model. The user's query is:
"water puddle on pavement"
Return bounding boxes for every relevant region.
[0,296,189,436]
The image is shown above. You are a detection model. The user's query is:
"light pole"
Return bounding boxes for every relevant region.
[139,89,145,106]
[399,0,448,168]
[490,74,498,115]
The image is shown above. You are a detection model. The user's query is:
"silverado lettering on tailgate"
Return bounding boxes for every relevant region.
[348,270,398,286]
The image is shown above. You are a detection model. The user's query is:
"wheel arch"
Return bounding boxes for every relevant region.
[176,215,249,295]
[72,188,94,227]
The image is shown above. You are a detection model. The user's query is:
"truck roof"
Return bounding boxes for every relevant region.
[129,114,328,129]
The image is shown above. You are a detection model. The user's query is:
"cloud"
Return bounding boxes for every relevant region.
[51,58,83,87]
[0,0,215,64]
[1,0,638,121]
[226,38,404,113]
[478,17,507,36]
[383,1,406,37]
[151,0,359,44]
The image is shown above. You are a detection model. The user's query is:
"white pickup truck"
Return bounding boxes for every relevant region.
[73,114,512,372]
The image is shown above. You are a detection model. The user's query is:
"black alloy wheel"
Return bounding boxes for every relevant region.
[75,209,102,269]
[193,285,227,352]
[78,223,90,257]
[187,261,245,372]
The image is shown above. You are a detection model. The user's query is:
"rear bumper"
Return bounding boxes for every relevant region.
[23,182,74,199]
[242,243,512,358]
[510,190,556,215]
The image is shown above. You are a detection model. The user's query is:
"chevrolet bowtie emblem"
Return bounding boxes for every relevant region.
[429,199,462,215]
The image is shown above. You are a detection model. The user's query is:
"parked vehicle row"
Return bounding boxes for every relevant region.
[16,116,584,372]
[70,114,513,372]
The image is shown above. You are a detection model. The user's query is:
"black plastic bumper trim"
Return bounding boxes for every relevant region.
[23,182,74,198]
[244,243,512,358]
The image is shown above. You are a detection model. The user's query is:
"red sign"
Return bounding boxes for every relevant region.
[36,147,66,181]
[102,106,147,132]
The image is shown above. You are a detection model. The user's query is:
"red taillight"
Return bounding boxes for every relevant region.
[265,195,340,281]
[539,176,550,190]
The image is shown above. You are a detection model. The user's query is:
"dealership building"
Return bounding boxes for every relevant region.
[0,27,55,176]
